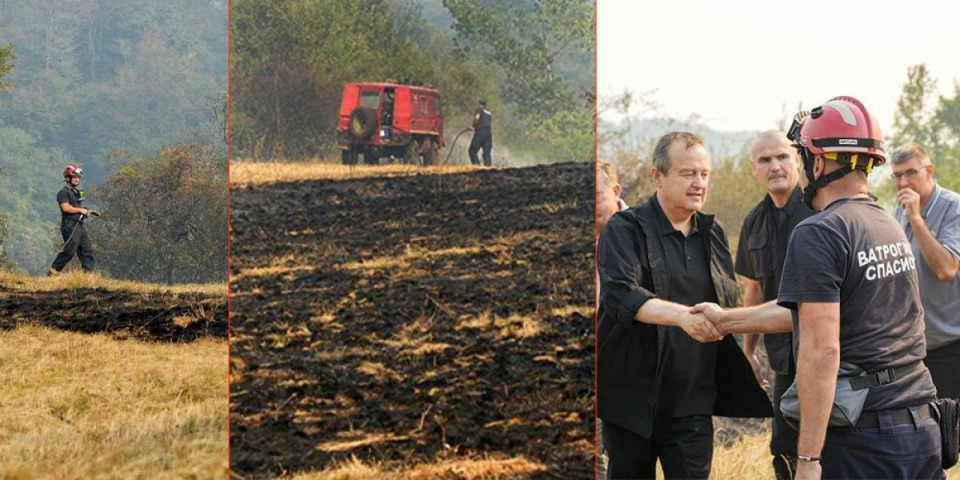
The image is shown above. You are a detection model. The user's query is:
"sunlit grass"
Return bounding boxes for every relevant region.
[0,269,225,296]
[709,429,960,479]
[0,324,227,478]
[286,455,547,479]
[458,311,546,339]
[229,159,484,186]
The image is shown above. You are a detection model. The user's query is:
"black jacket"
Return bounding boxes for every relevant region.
[597,195,772,437]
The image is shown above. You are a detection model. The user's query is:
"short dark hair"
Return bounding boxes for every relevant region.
[653,131,705,173]
[479,98,487,106]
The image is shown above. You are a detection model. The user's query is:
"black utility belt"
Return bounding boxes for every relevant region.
[831,403,932,430]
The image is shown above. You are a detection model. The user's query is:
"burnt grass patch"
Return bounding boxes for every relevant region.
[230,163,595,478]
[0,286,226,343]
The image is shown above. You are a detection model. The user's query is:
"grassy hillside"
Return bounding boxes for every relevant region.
[0,271,227,479]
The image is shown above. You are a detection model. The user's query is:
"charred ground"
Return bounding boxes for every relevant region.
[230,163,595,478]
[0,279,226,343]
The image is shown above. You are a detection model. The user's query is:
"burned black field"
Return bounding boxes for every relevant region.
[0,283,225,343]
[229,163,595,478]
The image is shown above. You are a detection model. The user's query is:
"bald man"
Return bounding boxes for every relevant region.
[735,130,815,479]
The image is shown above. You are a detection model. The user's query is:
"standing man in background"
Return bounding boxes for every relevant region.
[594,160,629,479]
[891,142,960,399]
[736,130,814,479]
[597,160,630,234]
[468,98,493,167]
[50,163,95,274]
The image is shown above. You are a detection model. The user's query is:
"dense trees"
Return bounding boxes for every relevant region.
[231,0,439,159]
[444,0,594,162]
[95,144,227,284]
[231,0,594,163]
[0,1,226,280]
[0,43,13,266]
[0,43,12,93]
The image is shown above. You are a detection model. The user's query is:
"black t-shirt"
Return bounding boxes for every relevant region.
[473,107,492,134]
[736,188,814,374]
[57,185,84,223]
[778,196,936,410]
[651,202,719,417]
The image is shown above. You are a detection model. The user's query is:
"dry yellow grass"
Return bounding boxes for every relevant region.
[710,431,960,479]
[0,269,226,297]
[229,159,483,187]
[285,455,546,479]
[457,311,545,339]
[0,271,227,479]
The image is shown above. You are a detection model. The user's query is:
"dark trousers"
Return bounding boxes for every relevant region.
[771,373,799,479]
[51,219,94,272]
[602,415,713,479]
[821,405,943,480]
[468,131,492,166]
[927,340,960,399]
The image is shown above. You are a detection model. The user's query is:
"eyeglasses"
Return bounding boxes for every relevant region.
[891,166,929,180]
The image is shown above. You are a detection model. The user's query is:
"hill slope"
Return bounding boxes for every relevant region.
[0,273,228,477]
[230,163,595,478]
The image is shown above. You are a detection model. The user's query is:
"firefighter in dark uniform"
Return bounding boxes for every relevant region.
[692,97,943,479]
[468,98,492,167]
[50,163,95,274]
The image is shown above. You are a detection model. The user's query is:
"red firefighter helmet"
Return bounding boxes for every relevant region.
[63,163,83,178]
[795,96,886,168]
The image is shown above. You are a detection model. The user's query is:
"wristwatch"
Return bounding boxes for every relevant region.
[797,454,822,462]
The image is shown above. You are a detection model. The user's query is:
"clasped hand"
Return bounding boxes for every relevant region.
[680,302,727,343]
[680,303,725,342]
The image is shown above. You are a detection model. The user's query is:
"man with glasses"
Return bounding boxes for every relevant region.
[892,143,960,398]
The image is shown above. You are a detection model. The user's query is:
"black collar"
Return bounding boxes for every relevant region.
[651,193,700,237]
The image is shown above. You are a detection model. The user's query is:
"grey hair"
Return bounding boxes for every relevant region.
[890,142,929,166]
[653,131,705,173]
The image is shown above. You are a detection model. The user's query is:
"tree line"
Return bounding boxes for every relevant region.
[0,0,227,282]
[601,64,960,242]
[231,0,594,164]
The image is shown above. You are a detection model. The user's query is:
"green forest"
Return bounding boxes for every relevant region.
[0,0,227,282]
[231,0,594,164]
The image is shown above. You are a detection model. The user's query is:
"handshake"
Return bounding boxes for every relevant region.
[680,301,777,391]
[678,302,729,343]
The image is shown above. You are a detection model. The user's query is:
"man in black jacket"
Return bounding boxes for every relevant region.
[597,131,771,479]
[736,130,815,479]
[50,163,95,274]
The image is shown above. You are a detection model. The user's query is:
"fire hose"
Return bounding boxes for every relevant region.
[59,211,100,250]
[443,128,474,165]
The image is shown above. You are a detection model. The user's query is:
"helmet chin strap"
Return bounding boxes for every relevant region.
[800,148,874,209]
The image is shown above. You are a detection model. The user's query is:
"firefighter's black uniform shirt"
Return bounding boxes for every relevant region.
[473,107,492,134]
[778,196,936,411]
[735,187,814,375]
[57,185,84,223]
[652,207,720,417]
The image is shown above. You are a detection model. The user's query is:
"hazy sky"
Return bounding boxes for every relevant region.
[598,0,960,135]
